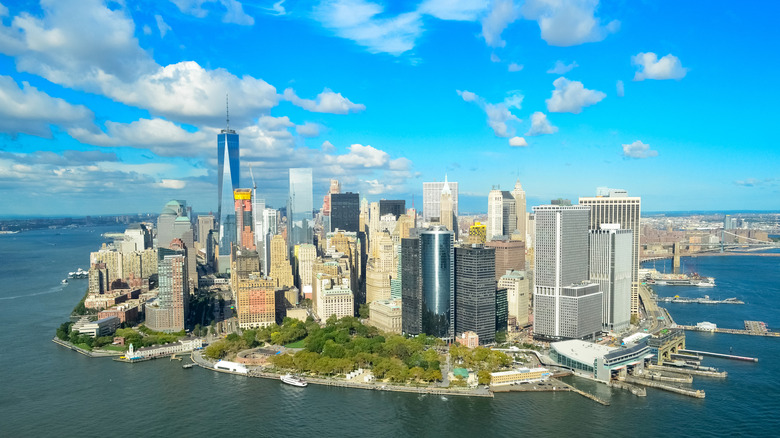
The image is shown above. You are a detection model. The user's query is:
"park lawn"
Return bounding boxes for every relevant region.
[75,343,93,351]
[100,344,126,352]
[284,339,306,348]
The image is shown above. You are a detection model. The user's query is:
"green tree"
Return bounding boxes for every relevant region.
[495,330,507,343]
[477,370,492,385]
[358,303,370,319]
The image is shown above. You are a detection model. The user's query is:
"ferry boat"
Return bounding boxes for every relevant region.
[281,374,308,387]
[68,268,88,279]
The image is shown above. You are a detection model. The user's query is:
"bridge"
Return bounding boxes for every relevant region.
[641,230,778,263]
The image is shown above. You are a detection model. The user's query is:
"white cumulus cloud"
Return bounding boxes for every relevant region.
[0,0,276,125]
[616,79,624,97]
[481,0,519,48]
[155,14,171,38]
[313,0,423,55]
[522,0,619,46]
[632,52,687,81]
[158,179,187,189]
[296,122,321,138]
[0,75,93,137]
[509,136,528,147]
[547,60,578,74]
[419,0,487,21]
[68,118,211,157]
[283,88,366,114]
[525,111,558,136]
[172,0,255,25]
[622,140,658,159]
[508,63,523,72]
[546,77,605,114]
[458,89,523,138]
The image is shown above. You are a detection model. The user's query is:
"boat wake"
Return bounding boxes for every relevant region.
[0,285,65,301]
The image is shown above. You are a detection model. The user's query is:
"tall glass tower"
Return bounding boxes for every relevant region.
[420,226,454,340]
[217,102,240,256]
[288,168,313,251]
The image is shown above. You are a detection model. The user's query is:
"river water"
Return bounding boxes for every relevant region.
[1,226,779,436]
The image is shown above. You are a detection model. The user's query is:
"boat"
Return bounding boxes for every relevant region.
[281,374,308,387]
[61,279,68,284]
[68,268,88,279]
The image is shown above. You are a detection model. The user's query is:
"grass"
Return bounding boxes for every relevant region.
[99,344,126,352]
[75,343,93,351]
[284,339,306,348]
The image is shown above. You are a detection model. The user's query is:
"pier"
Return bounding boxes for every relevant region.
[679,349,758,363]
[623,376,705,399]
[677,325,780,337]
[648,364,727,378]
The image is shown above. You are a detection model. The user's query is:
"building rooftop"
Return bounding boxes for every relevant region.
[551,339,615,364]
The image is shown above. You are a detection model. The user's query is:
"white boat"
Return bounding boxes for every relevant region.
[281,373,308,387]
[61,279,68,284]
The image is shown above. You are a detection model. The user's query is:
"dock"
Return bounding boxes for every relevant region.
[623,376,705,399]
[679,349,758,363]
[648,364,727,378]
[677,325,780,337]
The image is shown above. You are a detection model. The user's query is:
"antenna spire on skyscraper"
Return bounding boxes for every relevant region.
[226,93,230,131]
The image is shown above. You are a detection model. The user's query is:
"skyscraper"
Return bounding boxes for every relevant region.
[485,240,525,281]
[533,205,602,340]
[423,178,458,223]
[511,180,527,242]
[331,192,360,232]
[420,226,454,340]
[589,225,632,333]
[455,245,497,344]
[217,110,239,250]
[401,236,422,335]
[146,242,189,333]
[487,187,517,241]
[156,200,196,291]
[288,168,313,251]
[379,200,406,220]
[234,188,254,250]
[440,178,455,234]
[579,189,641,316]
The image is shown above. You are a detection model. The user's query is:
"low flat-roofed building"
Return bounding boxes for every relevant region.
[368,299,402,334]
[135,337,203,358]
[455,331,479,349]
[490,367,552,386]
[550,339,652,382]
[73,316,121,337]
[286,308,309,322]
[98,304,139,325]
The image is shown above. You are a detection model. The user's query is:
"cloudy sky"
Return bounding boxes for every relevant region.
[1,0,778,216]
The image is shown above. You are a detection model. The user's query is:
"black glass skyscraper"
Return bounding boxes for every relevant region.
[455,245,497,344]
[379,199,405,220]
[420,226,454,340]
[401,237,421,335]
[217,126,239,255]
[331,192,360,232]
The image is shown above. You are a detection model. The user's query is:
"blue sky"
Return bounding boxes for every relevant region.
[0,0,778,216]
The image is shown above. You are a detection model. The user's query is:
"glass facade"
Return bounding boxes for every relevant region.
[420,226,454,339]
[217,129,239,254]
[331,192,360,232]
[288,168,313,249]
[379,199,406,220]
[454,245,496,344]
[401,237,421,335]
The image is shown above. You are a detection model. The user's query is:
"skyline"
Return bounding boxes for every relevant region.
[1,0,779,216]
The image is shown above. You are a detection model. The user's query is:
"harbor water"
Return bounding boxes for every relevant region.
[1,227,779,436]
